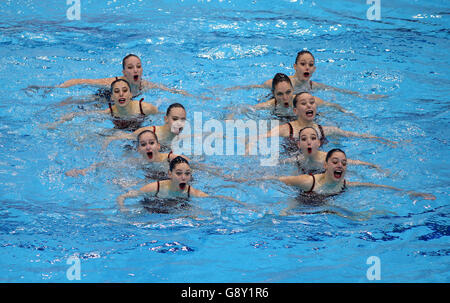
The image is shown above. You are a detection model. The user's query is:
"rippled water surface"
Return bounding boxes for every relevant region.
[0,0,449,282]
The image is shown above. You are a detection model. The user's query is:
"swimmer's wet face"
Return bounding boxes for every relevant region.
[324,149,347,182]
[165,105,186,135]
[298,127,320,155]
[137,131,161,161]
[122,55,143,86]
[168,162,191,191]
[293,92,316,121]
[111,80,132,107]
[294,51,316,81]
[274,81,294,108]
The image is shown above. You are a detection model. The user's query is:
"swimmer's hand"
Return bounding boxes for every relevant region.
[369,137,398,148]
[116,196,127,212]
[197,94,218,101]
[41,121,63,130]
[223,174,249,183]
[224,84,266,91]
[363,94,388,100]
[57,79,83,88]
[119,206,130,213]
[23,85,56,93]
[370,164,390,175]
[65,168,89,177]
[407,191,436,201]
[102,138,113,150]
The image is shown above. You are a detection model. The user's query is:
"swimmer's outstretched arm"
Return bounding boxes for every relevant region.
[278,155,298,165]
[224,83,268,91]
[117,182,159,212]
[245,123,285,155]
[190,162,225,178]
[102,132,137,149]
[226,98,274,119]
[229,174,313,192]
[43,109,109,129]
[346,181,436,200]
[347,159,384,173]
[313,82,387,100]
[54,95,99,107]
[323,126,398,147]
[314,96,356,117]
[57,77,115,88]
[116,190,142,212]
[65,162,105,177]
[143,81,212,101]
[102,129,139,150]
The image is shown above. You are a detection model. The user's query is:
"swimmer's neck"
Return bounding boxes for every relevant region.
[129,81,142,95]
[292,75,311,86]
[320,173,345,189]
[302,150,322,162]
[293,118,315,128]
[115,101,135,116]
[168,180,186,193]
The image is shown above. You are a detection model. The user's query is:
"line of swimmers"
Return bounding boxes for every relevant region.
[41,51,386,133]
[63,105,435,214]
[38,52,435,214]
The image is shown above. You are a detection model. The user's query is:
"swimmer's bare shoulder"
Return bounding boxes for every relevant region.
[139,181,159,194]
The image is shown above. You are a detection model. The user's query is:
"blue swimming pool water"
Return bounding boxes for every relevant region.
[0,0,449,282]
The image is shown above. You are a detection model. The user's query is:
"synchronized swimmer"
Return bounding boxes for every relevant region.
[228,50,386,100]
[227,72,353,120]
[46,78,158,131]
[117,156,245,213]
[247,91,396,154]
[280,126,384,175]
[233,149,434,203]
[102,102,187,150]
[57,54,204,101]
[39,50,436,215]
[65,129,188,178]
[27,54,210,106]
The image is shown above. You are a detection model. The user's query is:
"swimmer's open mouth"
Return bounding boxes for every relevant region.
[118,98,126,104]
[305,110,314,117]
[333,170,343,179]
[133,75,139,81]
[304,72,310,78]
[307,147,312,154]
[179,183,187,190]
[146,151,153,160]
[283,102,290,108]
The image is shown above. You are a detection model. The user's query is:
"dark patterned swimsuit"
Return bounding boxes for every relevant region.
[142,179,191,214]
[108,98,146,131]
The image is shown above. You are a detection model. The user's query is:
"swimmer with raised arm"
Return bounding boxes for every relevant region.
[247,92,396,154]
[117,156,244,212]
[103,102,187,150]
[280,126,383,174]
[228,50,386,100]
[45,79,158,131]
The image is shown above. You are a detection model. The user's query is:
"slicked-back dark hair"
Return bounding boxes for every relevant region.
[271,73,293,92]
[325,148,346,162]
[122,54,140,69]
[169,156,190,171]
[295,50,315,64]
